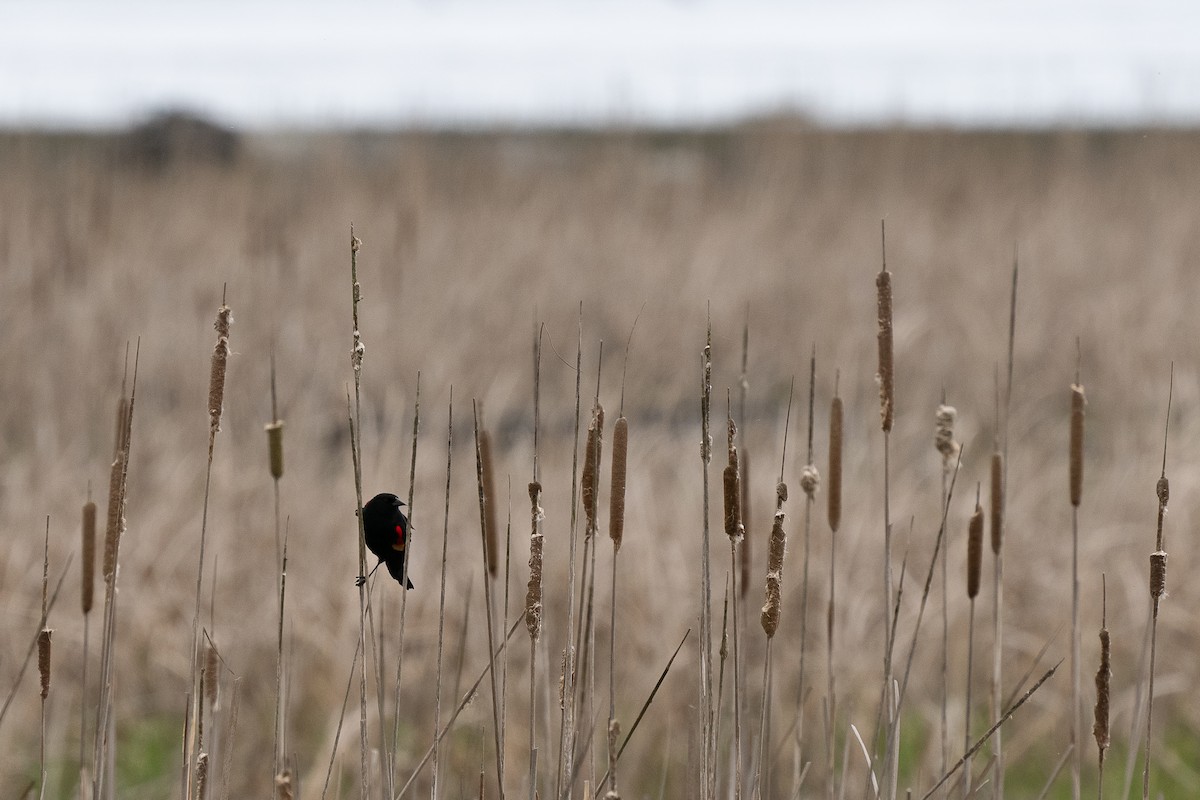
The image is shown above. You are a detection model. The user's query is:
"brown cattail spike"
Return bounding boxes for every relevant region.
[723,416,743,542]
[1156,476,1169,508]
[581,404,605,536]
[609,416,628,551]
[82,500,97,615]
[1150,551,1167,599]
[526,481,544,641]
[209,305,233,439]
[479,429,499,576]
[828,395,842,532]
[37,629,52,699]
[195,753,210,800]
[990,452,1004,554]
[876,268,895,433]
[1069,383,1085,507]
[761,509,787,637]
[205,643,219,709]
[103,454,123,582]
[266,420,285,480]
[967,495,983,599]
[1093,626,1111,756]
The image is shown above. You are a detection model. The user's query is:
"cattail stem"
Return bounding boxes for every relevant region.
[1142,366,1172,800]
[1094,577,1110,800]
[965,490,983,798]
[1070,361,1085,800]
[826,374,842,800]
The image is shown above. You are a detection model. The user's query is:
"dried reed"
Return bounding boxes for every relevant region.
[964,487,983,798]
[1070,352,1085,800]
[826,374,843,800]
[935,401,958,777]
[474,401,507,800]
[1094,577,1110,800]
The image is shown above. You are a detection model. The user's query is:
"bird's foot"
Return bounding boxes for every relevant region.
[354,575,367,587]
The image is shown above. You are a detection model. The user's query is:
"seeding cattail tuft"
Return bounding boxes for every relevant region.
[526,481,544,641]
[800,464,820,499]
[1069,383,1085,507]
[195,753,210,800]
[828,394,842,532]
[761,504,788,638]
[967,494,983,599]
[876,267,895,433]
[82,500,96,615]
[1157,476,1169,509]
[208,304,233,438]
[275,770,294,800]
[990,451,1004,554]
[265,420,285,480]
[205,643,219,709]
[103,455,123,583]
[609,416,628,551]
[935,404,959,460]
[38,629,52,699]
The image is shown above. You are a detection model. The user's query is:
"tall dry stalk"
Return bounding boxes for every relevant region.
[527,325,544,800]
[935,400,959,778]
[266,351,288,787]
[698,316,715,800]
[431,391,455,800]
[721,403,744,800]
[1069,349,1085,800]
[80,494,97,784]
[1141,367,1172,800]
[795,349,819,788]
[875,222,897,788]
[606,324,633,800]
[38,520,51,800]
[1094,576,1110,800]
[473,401,507,800]
[753,378,793,800]
[992,251,1018,800]
[964,487,984,798]
[390,370,422,781]
[826,372,843,800]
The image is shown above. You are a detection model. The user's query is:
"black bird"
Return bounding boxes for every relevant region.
[357,492,414,589]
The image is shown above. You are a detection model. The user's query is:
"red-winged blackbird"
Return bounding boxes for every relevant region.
[357,492,414,589]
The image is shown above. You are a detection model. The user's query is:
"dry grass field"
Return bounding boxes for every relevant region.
[2,123,1200,799]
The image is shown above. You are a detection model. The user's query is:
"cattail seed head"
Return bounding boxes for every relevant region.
[1150,551,1167,599]
[609,416,628,551]
[1070,383,1085,507]
[103,455,123,582]
[761,509,787,637]
[37,629,52,699]
[723,443,743,542]
[275,770,294,800]
[1157,476,1169,508]
[828,396,842,532]
[526,481,544,641]
[776,481,788,505]
[480,429,499,576]
[581,404,605,537]
[195,753,210,800]
[935,404,959,459]
[799,464,820,499]
[1093,626,1111,755]
[876,269,895,433]
[82,500,96,615]
[205,643,219,709]
[967,498,983,599]
[990,452,1004,554]
[209,305,232,437]
[265,420,285,480]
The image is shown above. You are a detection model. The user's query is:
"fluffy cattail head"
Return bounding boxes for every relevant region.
[1157,476,1169,508]
[208,305,233,437]
[799,465,820,499]
[609,416,628,551]
[1070,383,1085,507]
[205,643,219,710]
[82,500,97,615]
[990,452,1004,554]
[195,753,210,800]
[828,396,842,532]
[265,420,285,480]
[876,269,895,433]
[37,629,52,699]
[761,509,787,637]
[935,404,959,460]
[275,770,294,800]
[967,498,983,599]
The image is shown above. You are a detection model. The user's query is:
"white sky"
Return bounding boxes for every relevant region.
[3,0,1198,128]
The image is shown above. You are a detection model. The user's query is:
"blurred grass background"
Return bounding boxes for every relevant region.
[2,122,1199,798]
